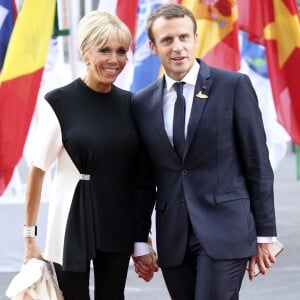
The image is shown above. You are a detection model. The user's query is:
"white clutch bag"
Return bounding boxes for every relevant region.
[6,258,63,300]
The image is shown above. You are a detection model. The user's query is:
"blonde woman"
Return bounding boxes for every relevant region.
[24,11,156,300]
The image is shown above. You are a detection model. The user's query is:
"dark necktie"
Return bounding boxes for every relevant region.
[173,82,185,160]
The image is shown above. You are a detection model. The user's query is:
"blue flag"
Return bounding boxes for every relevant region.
[0,0,16,71]
[130,0,163,92]
[240,31,268,78]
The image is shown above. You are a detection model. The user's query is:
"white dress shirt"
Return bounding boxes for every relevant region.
[163,61,200,143]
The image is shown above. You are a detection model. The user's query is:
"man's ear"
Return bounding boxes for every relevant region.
[194,33,199,48]
[149,40,158,56]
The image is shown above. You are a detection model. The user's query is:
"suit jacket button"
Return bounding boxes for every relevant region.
[181,169,188,176]
[181,199,186,206]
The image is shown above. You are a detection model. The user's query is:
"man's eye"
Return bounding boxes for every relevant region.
[162,38,171,44]
[180,35,189,41]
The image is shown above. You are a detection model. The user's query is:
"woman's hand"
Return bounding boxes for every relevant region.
[24,237,43,264]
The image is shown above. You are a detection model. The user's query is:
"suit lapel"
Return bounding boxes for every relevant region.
[184,61,212,159]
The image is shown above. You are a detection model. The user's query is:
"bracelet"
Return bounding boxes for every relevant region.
[23,225,37,238]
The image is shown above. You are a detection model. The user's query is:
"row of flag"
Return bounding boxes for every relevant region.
[106,0,299,176]
[97,0,300,177]
[0,0,300,196]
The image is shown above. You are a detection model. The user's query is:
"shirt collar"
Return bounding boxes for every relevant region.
[165,60,200,92]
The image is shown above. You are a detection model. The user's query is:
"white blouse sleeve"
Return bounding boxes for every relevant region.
[30,99,63,171]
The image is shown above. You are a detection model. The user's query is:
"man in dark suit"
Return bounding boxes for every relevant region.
[132,4,277,300]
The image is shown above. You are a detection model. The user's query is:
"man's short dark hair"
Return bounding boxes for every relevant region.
[147,4,197,43]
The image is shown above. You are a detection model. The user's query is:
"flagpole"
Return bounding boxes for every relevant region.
[67,0,81,80]
[85,0,93,14]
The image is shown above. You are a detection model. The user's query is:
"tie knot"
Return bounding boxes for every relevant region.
[173,82,185,95]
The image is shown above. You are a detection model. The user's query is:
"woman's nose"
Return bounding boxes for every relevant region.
[108,52,118,62]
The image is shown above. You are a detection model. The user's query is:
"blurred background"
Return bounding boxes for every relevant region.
[0,0,300,284]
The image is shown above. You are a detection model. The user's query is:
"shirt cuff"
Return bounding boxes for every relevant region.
[132,242,150,257]
[257,236,277,243]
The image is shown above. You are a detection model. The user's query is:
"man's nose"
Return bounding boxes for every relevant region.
[173,39,184,52]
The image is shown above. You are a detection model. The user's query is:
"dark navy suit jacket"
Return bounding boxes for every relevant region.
[131,60,276,268]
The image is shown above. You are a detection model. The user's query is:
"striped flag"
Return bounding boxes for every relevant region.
[182,0,240,70]
[0,0,56,195]
[0,0,17,70]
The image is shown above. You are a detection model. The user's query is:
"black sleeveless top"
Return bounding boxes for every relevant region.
[45,78,139,271]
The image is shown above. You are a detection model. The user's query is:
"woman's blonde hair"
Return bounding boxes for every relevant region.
[78,10,132,58]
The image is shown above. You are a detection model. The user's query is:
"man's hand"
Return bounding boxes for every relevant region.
[247,243,276,280]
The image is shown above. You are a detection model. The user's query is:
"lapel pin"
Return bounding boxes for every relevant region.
[196,91,208,99]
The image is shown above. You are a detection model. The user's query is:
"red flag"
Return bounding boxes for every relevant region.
[0,0,56,195]
[182,0,240,70]
[238,0,300,144]
[116,0,138,50]
[237,0,264,44]
[98,0,138,50]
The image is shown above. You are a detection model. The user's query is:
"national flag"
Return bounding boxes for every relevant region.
[0,0,17,70]
[263,0,300,145]
[237,0,264,44]
[99,0,138,47]
[0,0,56,195]
[240,31,290,170]
[238,0,300,146]
[182,0,240,70]
[131,0,165,92]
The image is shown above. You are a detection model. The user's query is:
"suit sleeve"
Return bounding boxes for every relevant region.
[133,140,156,243]
[233,74,276,236]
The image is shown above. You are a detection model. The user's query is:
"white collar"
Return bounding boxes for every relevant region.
[165,60,200,92]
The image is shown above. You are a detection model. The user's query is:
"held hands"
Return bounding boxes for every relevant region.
[133,234,159,282]
[247,243,276,280]
[133,249,158,282]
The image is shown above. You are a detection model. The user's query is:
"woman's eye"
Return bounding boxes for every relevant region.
[117,49,126,55]
[99,48,109,53]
